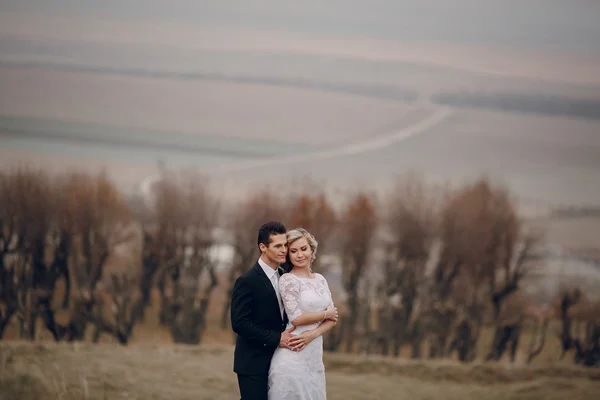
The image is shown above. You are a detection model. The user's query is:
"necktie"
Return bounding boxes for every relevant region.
[272,272,284,318]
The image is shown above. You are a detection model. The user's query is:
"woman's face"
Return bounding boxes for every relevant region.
[288,237,312,269]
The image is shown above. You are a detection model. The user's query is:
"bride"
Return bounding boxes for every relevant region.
[268,228,338,400]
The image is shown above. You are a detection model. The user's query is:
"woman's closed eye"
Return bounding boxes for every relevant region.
[291,246,308,253]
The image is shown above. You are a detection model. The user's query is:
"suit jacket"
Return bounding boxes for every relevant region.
[231,262,288,376]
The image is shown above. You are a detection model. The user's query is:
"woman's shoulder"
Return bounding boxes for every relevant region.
[280,272,298,282]
[314,272,328,282]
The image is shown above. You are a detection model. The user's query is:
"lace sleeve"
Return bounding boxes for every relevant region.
[317,273,334,307]
[279,274,303,322]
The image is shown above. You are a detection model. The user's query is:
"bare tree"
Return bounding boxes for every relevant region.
[0,169,139,343]
[484,234,543,363]
[0,170,21,338]
[471,182,544,362]
[336,192,378,353]
[60,171,138,344]
[23,171,72,341]
[374,172,439,357]
[285,190,337,273]
[142,175,182,326]
[484,290,550,363]
[0,168,71,340]
[151,171,221,344]
[220,188,286,330]
[555,288,600,367]
[424,178,538,361]
[424,180,489,359]
[126,189,162,320]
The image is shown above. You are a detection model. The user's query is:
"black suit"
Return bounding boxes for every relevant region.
[231,262,288,400]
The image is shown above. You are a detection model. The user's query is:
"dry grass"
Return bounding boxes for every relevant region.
[2,261,600,399]
[1,342,599,400]
[2,282,599,399]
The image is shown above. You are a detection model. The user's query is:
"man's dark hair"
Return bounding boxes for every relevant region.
[257,221,287,249]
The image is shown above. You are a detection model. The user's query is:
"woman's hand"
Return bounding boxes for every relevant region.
[325,305,338,322]
[287,330,317,352]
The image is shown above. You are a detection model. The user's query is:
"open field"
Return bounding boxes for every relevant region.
[1,60,599,209]
[1,341,599,400]
[0,66,424,146]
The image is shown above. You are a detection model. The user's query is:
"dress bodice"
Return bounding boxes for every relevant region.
[278,273,334,334]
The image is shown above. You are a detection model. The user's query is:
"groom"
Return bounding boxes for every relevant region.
[231,221,296,400]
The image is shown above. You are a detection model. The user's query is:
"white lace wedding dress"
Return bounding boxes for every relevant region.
[268,273,334,400]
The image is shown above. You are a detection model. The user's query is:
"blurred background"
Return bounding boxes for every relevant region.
[1,1,600,399]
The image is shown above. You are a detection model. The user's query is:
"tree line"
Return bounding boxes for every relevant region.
[0,166,598,367]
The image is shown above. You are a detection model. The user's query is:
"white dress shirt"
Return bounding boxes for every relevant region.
[258,257,284,319]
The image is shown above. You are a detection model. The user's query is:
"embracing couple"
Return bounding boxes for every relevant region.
[231,221,338,400]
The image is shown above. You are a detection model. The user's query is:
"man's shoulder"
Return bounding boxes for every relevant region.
[239,263,260,280]
[233,264,259,293]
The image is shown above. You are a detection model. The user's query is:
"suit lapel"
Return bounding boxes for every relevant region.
[254,263,282,320]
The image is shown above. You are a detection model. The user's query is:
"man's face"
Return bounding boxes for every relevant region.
[260,233,288,266]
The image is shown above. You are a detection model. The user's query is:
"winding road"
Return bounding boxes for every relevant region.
[208,107,453,173]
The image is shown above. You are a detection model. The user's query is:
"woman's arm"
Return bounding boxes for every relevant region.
[289,306,338,327]
[279,275,337,328]
[288,318,337,352]
[287,274,338,351]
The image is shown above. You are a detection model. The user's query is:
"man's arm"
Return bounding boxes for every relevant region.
[230,275,281,349]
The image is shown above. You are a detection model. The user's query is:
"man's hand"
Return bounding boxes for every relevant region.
[325,305,338,322]
[279,326,296,349]
[287,330,317,352]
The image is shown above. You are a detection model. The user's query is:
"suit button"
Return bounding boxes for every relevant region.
[264,344,267,347]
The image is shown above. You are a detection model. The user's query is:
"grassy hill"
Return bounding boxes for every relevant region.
[1,342,599,400]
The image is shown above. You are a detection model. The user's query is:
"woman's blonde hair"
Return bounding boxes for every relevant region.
[286,228,318,263]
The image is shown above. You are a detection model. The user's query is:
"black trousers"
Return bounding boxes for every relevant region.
[237,374,268,400]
